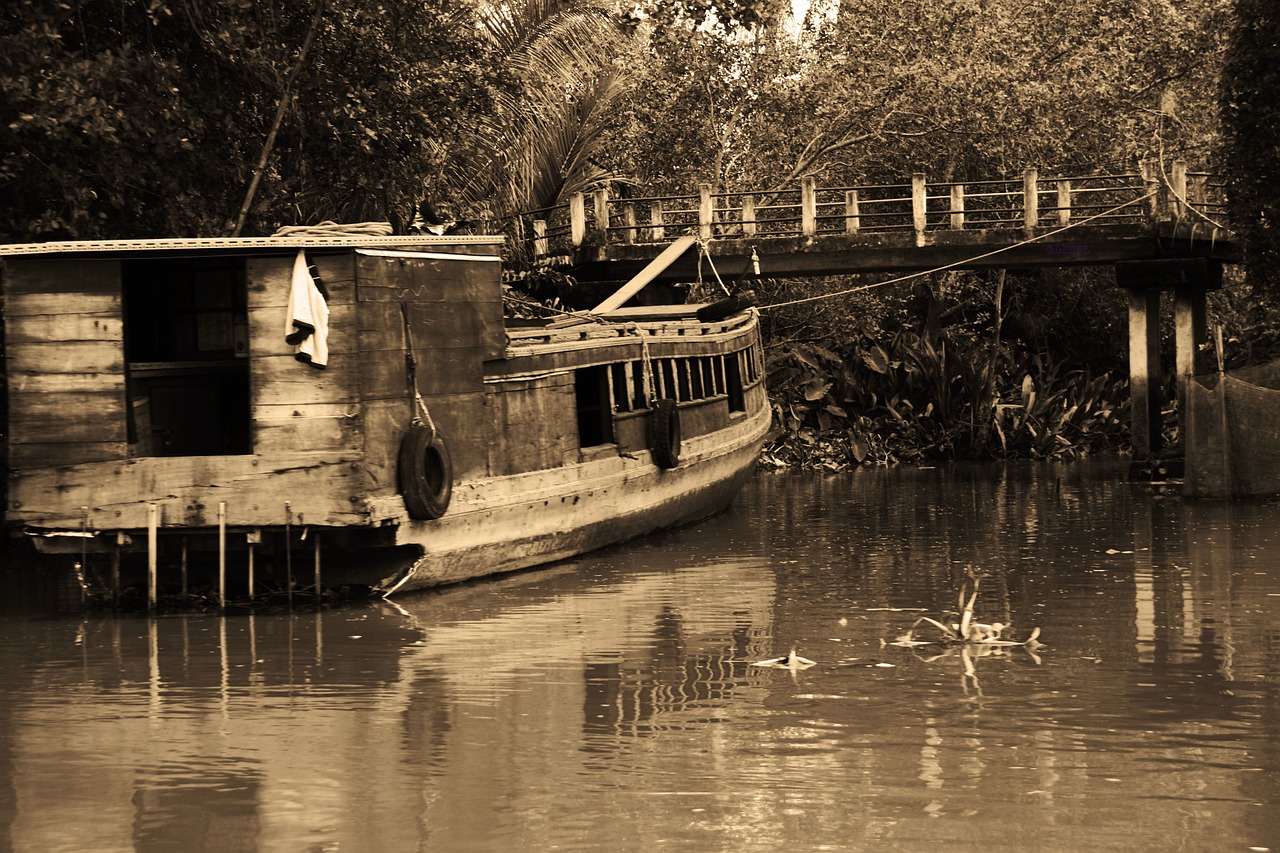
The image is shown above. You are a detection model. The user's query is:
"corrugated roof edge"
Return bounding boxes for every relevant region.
[0,233,505,257]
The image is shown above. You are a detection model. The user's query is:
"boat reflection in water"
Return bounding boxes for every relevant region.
[1,552,778,852]
[4,463,1280,852]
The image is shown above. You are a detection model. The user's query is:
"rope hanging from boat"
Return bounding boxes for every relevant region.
[697,239,733,298]
[399,301,438,441]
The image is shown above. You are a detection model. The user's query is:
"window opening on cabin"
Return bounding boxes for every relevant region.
[122,258,251,456]
[632,361,647,409]
[659,360,676,402]
[610,363,631,413]
[575,365,614,447]
[726,351,746,413]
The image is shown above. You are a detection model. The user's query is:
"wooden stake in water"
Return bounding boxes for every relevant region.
[218,501,227,609]
[247,530,258,602]
[313,532,322,601]
[285,502,294,607]
[147,503,158,609]
[111,533,122,606]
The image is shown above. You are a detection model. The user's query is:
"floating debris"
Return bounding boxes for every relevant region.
[887,568,1043,650]
[752,647,817,670]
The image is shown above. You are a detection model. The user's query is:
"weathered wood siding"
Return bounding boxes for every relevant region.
[486,375,579,476]
[355,250,503,493]
[4,259,129,468]
[247,254,364,456]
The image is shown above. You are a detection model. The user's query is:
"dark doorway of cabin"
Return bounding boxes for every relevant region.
[575,365,614,448]
[122,259,251,456]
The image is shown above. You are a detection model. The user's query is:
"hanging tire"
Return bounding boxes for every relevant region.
[649,399,682,469]
[398,425,453,520]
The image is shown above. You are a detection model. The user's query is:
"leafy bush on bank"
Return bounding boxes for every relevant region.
[756,272,1132,470]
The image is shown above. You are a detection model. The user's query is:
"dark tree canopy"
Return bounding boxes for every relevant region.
[0,0,505,240]
[1221,0,1280,296]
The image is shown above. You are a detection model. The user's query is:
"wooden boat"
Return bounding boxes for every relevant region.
[0,233,770,599]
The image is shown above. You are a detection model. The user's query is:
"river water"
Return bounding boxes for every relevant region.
[1,458,1279,853]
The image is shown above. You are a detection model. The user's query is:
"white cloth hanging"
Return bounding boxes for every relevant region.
[284,250,330,368]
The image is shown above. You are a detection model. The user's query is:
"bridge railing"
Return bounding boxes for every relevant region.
[521,160,1225,260]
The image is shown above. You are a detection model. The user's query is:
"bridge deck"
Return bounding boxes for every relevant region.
[519,163,1238,282]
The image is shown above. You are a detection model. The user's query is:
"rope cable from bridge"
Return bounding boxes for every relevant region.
[758,190,1159,312]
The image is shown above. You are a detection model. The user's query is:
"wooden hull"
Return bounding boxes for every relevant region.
[378,400,770,593]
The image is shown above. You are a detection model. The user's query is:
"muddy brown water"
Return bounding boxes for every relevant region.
[1,458,1279,852]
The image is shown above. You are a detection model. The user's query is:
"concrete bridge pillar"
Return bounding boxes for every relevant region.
[1125,287,1162,460]
[1115,259,1222,463]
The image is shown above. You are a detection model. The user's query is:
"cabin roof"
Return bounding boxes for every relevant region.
[0,233,504,259]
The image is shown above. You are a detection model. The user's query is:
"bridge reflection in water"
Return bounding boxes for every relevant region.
[2,459,1279,852]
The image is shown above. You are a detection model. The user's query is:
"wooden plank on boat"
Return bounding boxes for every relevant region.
[252,403,364,455]
[360,398,414,490]
[7,340,124,375]
[487,376,576,476]
[5,292,120,321]
[7,371,123,394]
[3,257,120,297]
[591,235,698,313]
[7,451,372,528]
[8,390,127,443]
[6,311,123,342]
[7,441,129,469]
[246,255,356,308]
[251,352,357,401]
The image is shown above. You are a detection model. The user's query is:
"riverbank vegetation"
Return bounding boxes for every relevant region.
[1,0,1270,467]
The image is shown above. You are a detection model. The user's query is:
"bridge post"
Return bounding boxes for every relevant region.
[1140,158,1164,221]
[802,177,817,237]
[594,188,610,235]
[1125,286,1163,460]
[1116,259,1224,464]
[1023,167,1039,231]
[911,173,927,238]
[845,190,860,234]
[650,201,665,241]
[742,194,757,237]
[570,193,586,246]
[950,184,965,230]
[1174,285,1207,419]
[1171,159,1188,219]
[1056,180,1071,226]
[699,185,714,240]
[623,203,636,245]
[533,219,548,258]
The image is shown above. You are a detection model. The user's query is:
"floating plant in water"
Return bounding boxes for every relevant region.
[888,568,1043,650]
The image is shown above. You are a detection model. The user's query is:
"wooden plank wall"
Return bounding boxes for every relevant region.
[487,375,578,476]
[4,259,129,468]
[355,251,503,490]
[247,254,365,456]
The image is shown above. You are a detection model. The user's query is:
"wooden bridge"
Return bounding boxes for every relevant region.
[518,160,1235,279]
[515,160,1242,465]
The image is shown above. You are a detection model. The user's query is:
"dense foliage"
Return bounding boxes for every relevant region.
[0,0,504,239]
[0,0,1259,466]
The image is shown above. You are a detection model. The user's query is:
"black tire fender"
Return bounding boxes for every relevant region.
[398,425,453,520]
[649,399,682,469]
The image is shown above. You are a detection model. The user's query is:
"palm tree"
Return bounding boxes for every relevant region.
[446,0,633,245]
